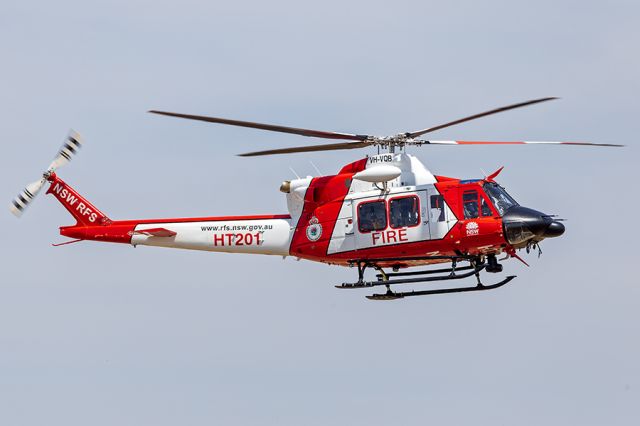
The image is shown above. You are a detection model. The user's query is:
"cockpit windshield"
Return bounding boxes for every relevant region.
[483,182,519,216]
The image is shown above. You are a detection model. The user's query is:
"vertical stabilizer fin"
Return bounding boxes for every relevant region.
[45,173,110,226]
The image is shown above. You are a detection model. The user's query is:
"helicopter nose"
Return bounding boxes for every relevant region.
[544,221,565,238]
[502,206,565,247]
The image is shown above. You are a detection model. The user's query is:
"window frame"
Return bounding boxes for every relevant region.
[480,193,496,217]
[357,199,388,234]
[482,182,518,217]
[462,190,480,219]
[461,187,499,219]
[388,195,421,229]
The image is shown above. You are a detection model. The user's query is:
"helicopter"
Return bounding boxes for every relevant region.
[9,97,622,300]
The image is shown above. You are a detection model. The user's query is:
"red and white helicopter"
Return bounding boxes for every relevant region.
[10,98,621,300]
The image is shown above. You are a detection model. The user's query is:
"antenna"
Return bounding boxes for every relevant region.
[309,161,323,176]
[288,167,300,179]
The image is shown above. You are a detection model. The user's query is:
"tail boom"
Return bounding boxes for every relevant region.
[129,216,293,255]
[49,174,293,255]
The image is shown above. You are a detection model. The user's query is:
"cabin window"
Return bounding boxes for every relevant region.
[390,196,420,228]
[430,194,446,222]
[358,201,387,232]
[463,190,479,219]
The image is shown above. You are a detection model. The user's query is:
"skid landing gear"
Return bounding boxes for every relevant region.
[337,256,516,300]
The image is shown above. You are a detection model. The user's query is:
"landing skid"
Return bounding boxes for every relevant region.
[365,275,516,300]
[338,256,516,300]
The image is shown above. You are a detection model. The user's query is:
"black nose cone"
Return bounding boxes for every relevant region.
[545,221,565,238]
[502,206,565,247]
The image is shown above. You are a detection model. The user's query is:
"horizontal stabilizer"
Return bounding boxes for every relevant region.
[133,228,177,237]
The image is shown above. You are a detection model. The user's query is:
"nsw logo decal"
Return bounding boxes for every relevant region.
[465,221,479,236]
[306,216,323,241]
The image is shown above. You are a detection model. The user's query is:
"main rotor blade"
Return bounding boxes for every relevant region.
[407,97,559,138]
[423,140,624,147]
[149,110,369,141]
[239,141,371,157]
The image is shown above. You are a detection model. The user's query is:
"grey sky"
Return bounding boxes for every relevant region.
[1,1,638,425]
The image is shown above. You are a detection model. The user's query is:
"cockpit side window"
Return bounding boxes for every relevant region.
[463,190,479,219]
[483,182,519,216]
[358,200,387,232]
[481,197,493,217]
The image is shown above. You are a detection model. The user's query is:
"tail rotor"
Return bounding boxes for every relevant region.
[9,130,83,217]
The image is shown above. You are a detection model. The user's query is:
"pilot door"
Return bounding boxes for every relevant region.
[353,191,429,250]
[457,186,501,248]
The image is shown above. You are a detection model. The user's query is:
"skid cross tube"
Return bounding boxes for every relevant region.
[348,255,475,265]
[340,255,515,300]
[337,266,484,289]
[374,265,476,280]
[345,255,478,285]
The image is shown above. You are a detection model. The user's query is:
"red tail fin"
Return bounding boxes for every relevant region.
[45,172,110,226]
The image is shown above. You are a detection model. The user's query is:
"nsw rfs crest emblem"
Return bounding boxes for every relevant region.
[306,216,323,241]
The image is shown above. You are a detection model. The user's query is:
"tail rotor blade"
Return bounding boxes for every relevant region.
[9,178,46,217]
[9,130,83,218]
[48,130,83,170]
